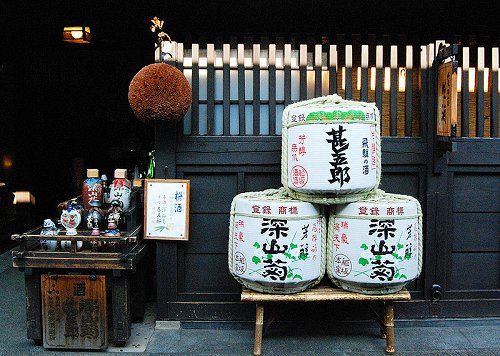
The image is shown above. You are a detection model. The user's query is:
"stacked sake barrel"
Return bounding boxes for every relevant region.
[327,191,422,294]
[229,94,422,295]
[228,188,326,294]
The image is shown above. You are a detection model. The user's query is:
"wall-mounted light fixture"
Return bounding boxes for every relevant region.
[13,191,36,205]
[63,26,91,44]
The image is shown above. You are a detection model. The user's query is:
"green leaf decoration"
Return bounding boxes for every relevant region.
[394,273,400,279]
[375,255,382,261]
[267,254,273,260]
[397,243,404,250]
[298,253,308,261]
[293,274,303,280]
[360,243,369,250]
[392,253,399,259]
[358,257,369,266]
[400,274,407,280]
[287,271,293,278]
[252,256,261,265]
[404,252,412,260]
[253,242,261,249]
[290,243,298,250]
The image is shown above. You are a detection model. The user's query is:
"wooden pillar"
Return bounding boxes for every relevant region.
[155,122,178,320]
[24,269,42,345]
[112,270,131,345]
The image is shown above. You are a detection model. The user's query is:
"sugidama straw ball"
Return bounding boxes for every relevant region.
[128,63,192,123]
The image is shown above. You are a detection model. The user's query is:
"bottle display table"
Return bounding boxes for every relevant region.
[11,225,147,349]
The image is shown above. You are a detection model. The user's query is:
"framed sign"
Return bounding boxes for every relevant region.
[144,179,190,240]
[437,61,458,137]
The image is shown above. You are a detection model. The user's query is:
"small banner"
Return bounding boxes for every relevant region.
[437,61,458,137]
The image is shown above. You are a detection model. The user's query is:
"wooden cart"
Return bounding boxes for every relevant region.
[11,225,148,349]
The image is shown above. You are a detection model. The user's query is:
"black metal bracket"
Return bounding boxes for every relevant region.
[436,43,459,64]
[436,136,457,155]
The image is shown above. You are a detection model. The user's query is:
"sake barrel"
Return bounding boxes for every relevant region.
[327,191,422,294]
[229,188,326,294]
[281,94,381,205]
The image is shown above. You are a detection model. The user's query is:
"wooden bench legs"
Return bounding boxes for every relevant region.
[253,302,264,356]
[384,302,395,353]
[251,301,397,355]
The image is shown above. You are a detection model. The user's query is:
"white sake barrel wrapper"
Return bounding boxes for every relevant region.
[229,188,326,294]
[281,94,381,205]
[327,191,423,294]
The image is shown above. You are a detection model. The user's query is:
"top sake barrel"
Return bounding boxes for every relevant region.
[228,188,326,294]
[281,95,381,205]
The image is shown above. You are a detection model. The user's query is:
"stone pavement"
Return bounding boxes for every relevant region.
[1,249,498,355]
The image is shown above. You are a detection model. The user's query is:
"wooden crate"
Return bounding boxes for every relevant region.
[41,274,107,349]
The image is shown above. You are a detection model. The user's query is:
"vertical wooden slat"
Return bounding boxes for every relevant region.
[462,47,470,137]
[253,44,261,135]
[405,45,413,136]
[376,45,384,121]
[345,45,353,99]
[269,44,277,135]
[284,44,292,106]
[299,44,307,100]
[390,45,398,136]
[427,43,435,140]
[361,45,369,101]
[314,44,322,97]
[191,44,200,135]
[207,44,215,135]
[420,45,428,139]
[237,44,245,135]
[176,43,185,138]
[222,44,230,135]
[491,48,499,137]
[476,47,485,137]
[329,45,337,94]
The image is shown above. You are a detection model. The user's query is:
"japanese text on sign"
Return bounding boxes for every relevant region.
[144,179,190,240]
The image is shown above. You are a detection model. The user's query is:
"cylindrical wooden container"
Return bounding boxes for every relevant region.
[281,94,381,204]
[229,188,326,294]
[327,191,422,294]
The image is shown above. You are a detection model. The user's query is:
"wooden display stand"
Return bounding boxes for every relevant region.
[11,225,147,349]
[241,286,411,355]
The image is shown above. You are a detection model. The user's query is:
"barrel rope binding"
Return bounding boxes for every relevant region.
[281,94,382,205]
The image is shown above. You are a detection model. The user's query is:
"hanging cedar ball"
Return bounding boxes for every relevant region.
[128,63,192,124]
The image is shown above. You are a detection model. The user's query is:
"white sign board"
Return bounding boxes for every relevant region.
[144,179,190,240]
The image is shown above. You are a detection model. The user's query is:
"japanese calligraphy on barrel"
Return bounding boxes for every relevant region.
[281,94,381,205]
[327,191,423,294]
[229,188,326,294]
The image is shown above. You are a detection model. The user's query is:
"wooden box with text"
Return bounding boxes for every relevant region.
[41,274,107,349]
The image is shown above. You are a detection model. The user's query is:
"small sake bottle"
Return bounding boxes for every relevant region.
[109,169,132,210]
[82,169,103,212]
